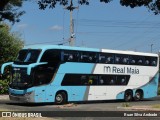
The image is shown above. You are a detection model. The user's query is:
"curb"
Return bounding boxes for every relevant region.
[0,95,9,100]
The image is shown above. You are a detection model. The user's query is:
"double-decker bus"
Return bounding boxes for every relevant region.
[1,45,159,104]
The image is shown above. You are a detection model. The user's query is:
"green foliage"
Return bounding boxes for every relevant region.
[0,23,24,66]
[0,0,26,24]
[38,0,160,15]
[0,23,24,94]
[122,103,130,107]
[152,104,160,108]
[0,79,9,94]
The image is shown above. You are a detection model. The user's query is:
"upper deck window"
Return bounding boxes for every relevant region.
[14,49,41,64]
[40,49,61,63]
[80,52,97,63]
[63,50,79,62]
[129,55,144,65]
[115,54,129,64]
[99,53,114,64]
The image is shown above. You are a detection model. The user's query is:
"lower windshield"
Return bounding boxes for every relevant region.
[14,49,41,65]
[10,67,33,89]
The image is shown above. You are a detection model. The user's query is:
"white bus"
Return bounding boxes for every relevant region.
[1,45,159,104]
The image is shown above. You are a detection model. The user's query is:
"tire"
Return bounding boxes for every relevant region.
[124,90,133,102]
[55,92,67,105]
[134,91,143,101]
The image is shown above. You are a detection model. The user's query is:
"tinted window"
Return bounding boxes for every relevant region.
[40,50,61,63]
[115,54,129,64]
[151,57,157,66]
[61,74,81,86]
[63,50,79,62]
[62,74,130,86]
[129,55,144,65]
[116,76,130,85]
[15,49,41,64]
[99,53,114,64]
[80,52,97,63]
[144,56,151,66]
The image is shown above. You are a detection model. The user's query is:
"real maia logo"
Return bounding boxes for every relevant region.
[104,66,139,74]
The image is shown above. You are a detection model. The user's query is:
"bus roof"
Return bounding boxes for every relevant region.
[24,45,158,57]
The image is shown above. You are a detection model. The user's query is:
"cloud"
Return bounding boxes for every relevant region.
[50,25,63,31]
[17,24,28,29]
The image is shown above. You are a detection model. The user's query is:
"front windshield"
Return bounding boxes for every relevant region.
[14,49,41,64]
[10,67,33,89]
[10,64,57,89]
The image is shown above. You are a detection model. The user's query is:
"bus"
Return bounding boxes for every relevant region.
[1,45,159,104]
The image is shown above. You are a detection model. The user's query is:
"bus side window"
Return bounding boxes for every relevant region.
[116,76,126,85]
[123,57,129,64]
[152,60,157,66]
[99,76,104,85]
[130,55,144,65]
[63,50,79,62]
[115,56,120,64]
[88,52,97,63]
[106,54,114,64]
[99,53,107,63]
[145,60,150,65]
[109,76,116,85]
[99,56,106,63]
[80,52,88,62]
[115,55,129,65]
[151,57,157,66]
[40,49,61,63]
[129,56,135,65]
[138,59,143,65]
[81,75,88,85]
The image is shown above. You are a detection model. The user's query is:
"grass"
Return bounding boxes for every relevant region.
[121,103,130,107]
[152,104,160,109]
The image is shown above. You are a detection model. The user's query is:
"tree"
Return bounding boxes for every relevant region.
[0,0,26,24]
[0,23,24,66]
[0,23,24,94]
[38,0,160,15]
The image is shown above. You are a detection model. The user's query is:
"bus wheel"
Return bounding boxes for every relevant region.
[124,90,133,102]
[134,90,143,101]
[55,92,67,105]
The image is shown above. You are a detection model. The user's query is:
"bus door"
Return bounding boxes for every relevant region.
[33,64,55,102]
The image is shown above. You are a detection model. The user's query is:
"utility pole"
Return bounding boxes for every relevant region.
[151,44,153,53]
[64,0,78,46]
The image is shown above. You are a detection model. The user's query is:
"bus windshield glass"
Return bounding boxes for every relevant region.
[10,67,33,89]
[14,49,41,64]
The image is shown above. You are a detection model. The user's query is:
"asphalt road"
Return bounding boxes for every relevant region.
[0,96,160,119]
[0,95,160,111]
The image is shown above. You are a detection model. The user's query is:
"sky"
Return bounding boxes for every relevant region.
[11,0,160,53]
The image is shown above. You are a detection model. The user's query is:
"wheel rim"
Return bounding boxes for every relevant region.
[126,94,131,100]
[125,92,132,101]
[56,94,63,103]
[136,93,140,99]
[135,92,142,100]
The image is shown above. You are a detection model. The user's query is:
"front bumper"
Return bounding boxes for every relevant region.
[9,92,35,103]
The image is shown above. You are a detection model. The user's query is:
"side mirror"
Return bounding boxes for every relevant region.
[1,62,13,74]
